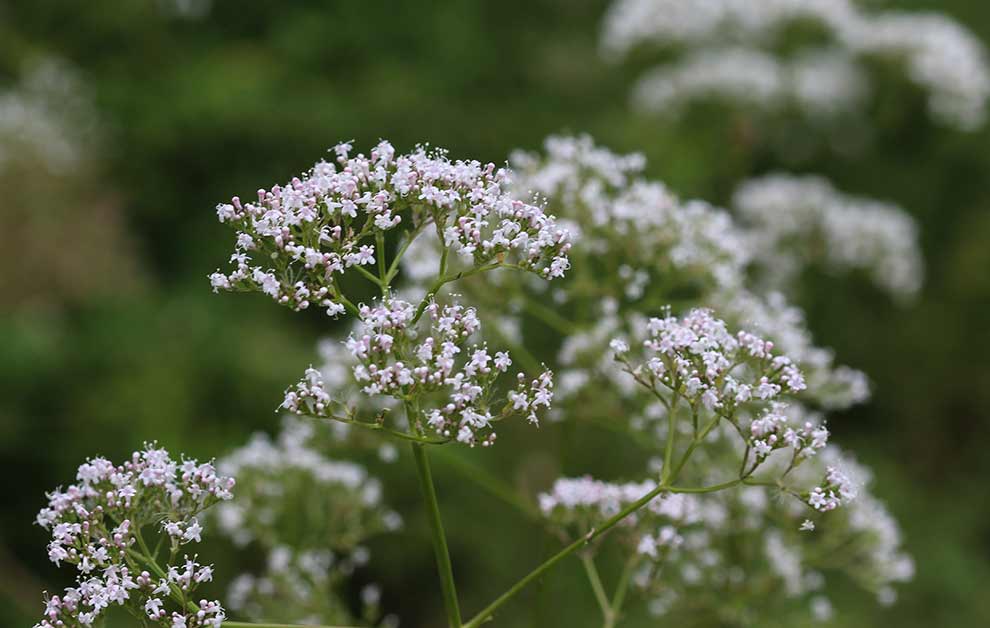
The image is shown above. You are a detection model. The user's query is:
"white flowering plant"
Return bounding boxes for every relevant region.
[212,417,401,627]
[34,446,234,628]
[31,136,915,628]
[602,0,990,131]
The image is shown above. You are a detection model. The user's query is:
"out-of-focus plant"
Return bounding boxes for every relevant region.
[212,417,401,627]
[602,0,990,132]
[0,57,143,311]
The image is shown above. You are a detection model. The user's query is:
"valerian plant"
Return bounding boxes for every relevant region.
[31,138,913,628]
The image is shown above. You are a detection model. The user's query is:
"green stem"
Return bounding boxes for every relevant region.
[608,556,637,628]
[433,448,540,521]
[332,415,449,444]
[660,391,680,485]
[580,554,613,626]
[411,443,462,627]
[462,481,669,628]
[376,231,387,290]
[354,264,384,288]
[524,299,576,334]
[463,475,746,628]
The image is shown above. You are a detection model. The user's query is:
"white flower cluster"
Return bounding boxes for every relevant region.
[463,137,877,436]
[733,173,923,300]
[630,46,867,119]
[34,445,234,628]
[711,289,871,410]
[284,297,554,447]
[225,547,390,627]
[603,0,990,129]
[0,57,95,172]
[540,476,700,527]
[807,466,857,512]
[747,402,829,461]
[613,307,806,413]
[757,446,913,609]
[510,135,749,294]
[209,140,571,316]
[213,417,399,626]
[540,440,909,621]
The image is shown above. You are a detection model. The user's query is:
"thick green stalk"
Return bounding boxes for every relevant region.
[411,443,463,628]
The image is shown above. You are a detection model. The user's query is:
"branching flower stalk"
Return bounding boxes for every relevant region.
[30,137,912,628]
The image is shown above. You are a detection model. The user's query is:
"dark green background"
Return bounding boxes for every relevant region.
[2,1,988,626]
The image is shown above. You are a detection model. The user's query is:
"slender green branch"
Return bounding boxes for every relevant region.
[524,299,577,335]
[384,221,429,283]
[462,481,670,628]
[580,554,613,626]
[305,413,449,445]
[660,391,680,485]
[376,231,388,292]
[463,471,756,628]
[330,278,360,316]
[353,264,384,288]
[608,556,637,628]
[433,448,541,521]
[411,443,463,628]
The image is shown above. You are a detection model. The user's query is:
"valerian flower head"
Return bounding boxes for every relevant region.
[210,140,572,316]
[601,0,990,129]
[615,307,806,414]
[214,417,401,550]
[629,46,868,120]
[710,288,871,410]
[213,418,399,627]
[283,296,554,447]
[733,173,923,300]
[509,135,749,297]
[34,445,233,628]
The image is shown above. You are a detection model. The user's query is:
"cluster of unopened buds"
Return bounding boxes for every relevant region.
[209,140,572,317]
[34,445,233,628]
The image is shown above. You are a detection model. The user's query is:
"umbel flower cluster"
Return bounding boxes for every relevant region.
[30,135,916,628]
[611,307,807,413]
[602,0,990,130]
[210,140,571,317]
[34,445,234,628]
[540,444,910,622]
[390,134,913,625]
[487,136,892,416]
[733,173,923,300]
[282,296,554,447]
[213,417,400,627]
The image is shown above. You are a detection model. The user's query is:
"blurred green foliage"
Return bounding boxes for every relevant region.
[1,0,988,626]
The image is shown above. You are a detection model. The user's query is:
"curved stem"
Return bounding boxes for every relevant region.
[411,443,462,627]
